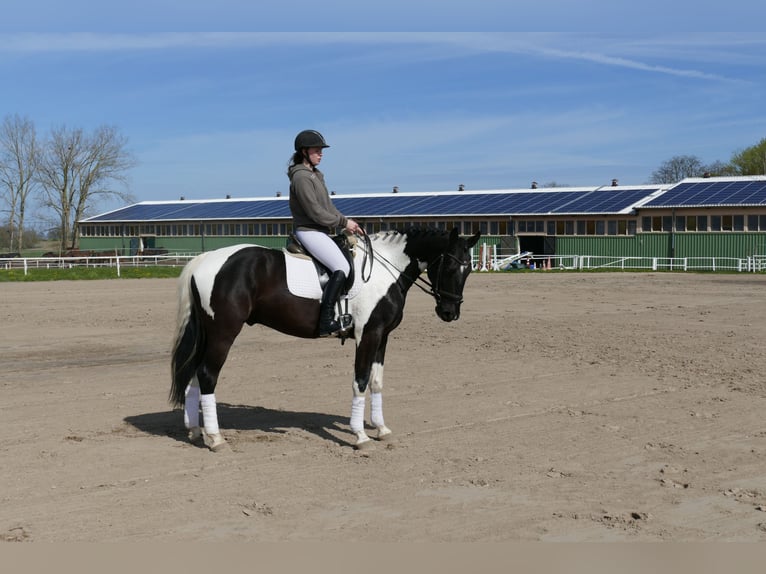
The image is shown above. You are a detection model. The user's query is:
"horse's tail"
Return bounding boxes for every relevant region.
[169,257,207,408]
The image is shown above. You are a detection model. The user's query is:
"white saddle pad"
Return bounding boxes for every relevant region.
[283,249,362,301]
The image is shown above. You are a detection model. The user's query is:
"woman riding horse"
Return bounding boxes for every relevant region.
[288,129,364,337]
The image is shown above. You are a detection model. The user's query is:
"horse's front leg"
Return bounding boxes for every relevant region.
[370,356,392,441]
[351,333,392,449]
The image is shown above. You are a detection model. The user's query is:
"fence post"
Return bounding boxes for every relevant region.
[116,256,121,277]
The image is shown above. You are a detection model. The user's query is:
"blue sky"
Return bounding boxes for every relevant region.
[2,10,766,215]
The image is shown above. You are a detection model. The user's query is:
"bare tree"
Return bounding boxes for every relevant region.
[37,125,136,251]
[0,114,39,252]
[649,155,705,184]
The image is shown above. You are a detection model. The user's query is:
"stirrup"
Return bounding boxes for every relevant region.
[338,313,353,331]
[319,314,353,338]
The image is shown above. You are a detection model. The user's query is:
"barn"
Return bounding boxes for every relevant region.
[78,175,766,263]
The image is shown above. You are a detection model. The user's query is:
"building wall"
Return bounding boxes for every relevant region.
[555,232,766,259]
[79,235,287,254]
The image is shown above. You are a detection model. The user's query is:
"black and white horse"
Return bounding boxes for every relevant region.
[169,227,480,450]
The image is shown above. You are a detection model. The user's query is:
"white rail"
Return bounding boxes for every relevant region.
[0,254,197,276]
[3,251,766,276]
[474,246,766,273]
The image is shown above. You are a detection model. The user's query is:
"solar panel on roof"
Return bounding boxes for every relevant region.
[76,176,766,237]
[643,179,766,208]
[557,189,655,214]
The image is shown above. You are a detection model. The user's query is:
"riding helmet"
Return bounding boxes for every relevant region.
[294,130,330,151]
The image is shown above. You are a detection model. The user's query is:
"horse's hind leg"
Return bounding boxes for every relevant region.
[196,333,239,452]
[184,378,204,446]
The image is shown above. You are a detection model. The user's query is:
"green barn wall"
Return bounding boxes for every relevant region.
[555,233,766,259]
[80,232,766,260]
[79,236,288,254]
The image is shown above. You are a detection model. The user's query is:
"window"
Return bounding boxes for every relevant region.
[711,216,721,231]
[618,220,627,235]
[576,220,586,235]
[642,216,651,232]
[748,215,758,231]
[596,221,605,235]
[607,221,617,235]
[733,215,744,231]
[697,215,707,231]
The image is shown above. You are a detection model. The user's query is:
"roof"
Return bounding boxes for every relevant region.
[640,176,766,209]
[81,176,766,224]
[82,185,665,223]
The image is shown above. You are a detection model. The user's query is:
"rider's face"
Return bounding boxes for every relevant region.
[306,147,323,165]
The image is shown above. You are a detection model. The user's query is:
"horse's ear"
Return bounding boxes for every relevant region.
[449,227,460,243]
[467,231,481,248]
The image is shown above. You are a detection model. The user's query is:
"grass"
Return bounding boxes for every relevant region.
[0,266,183,282]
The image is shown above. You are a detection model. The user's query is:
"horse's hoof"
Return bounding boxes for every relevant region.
[209,441,230,453]
[206,433,228,452]
[354,437,375,451]
[188,427,204,446]
[376,427,393,441]
[354,438,374,452]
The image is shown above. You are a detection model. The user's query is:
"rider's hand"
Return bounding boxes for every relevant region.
[345,218,365,235]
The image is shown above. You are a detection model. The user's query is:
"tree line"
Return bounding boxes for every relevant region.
[649,138,766,184]
[0,114,135,253]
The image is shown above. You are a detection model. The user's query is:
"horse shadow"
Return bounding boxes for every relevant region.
[124,402,352,447]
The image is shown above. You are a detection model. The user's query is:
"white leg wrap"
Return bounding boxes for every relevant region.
[200,393,219,435]
[370,392,385,428]
[184,384,200,429]
[350,395,366,433]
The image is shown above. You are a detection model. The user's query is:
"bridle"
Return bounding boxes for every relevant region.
[425,252,468,305]
[361,238,468,306]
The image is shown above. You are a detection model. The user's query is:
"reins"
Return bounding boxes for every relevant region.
[359,231,373,283]
[360,234,465,305]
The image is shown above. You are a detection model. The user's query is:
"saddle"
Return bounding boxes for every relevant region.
[286,232,357,293]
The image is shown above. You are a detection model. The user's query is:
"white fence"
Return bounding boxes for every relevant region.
[0,253,197,276]
[3,249,766,276]
[473,244,766,273]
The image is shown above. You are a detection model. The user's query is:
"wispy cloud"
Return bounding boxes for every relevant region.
[0,32,752,83]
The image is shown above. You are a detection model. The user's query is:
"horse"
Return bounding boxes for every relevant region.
[169,226,481,450]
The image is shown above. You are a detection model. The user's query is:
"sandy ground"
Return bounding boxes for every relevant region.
[1,271,766,542]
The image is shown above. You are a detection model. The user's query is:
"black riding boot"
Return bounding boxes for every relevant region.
[318,270,350,337]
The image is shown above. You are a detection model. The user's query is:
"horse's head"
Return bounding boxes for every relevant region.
[427,228,481,322]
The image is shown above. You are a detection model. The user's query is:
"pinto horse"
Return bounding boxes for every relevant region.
[169,227,480,450]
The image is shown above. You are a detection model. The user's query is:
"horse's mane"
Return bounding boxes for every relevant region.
[369,226,449,242]
[366,226,452,262]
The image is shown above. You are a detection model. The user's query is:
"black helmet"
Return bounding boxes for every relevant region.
[294,129,330,151]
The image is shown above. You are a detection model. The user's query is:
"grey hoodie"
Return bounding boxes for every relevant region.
[288,163,347,232]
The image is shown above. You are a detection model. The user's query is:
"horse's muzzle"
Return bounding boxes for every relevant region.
[435,305,460,322]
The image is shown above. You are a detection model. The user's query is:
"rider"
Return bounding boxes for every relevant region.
[288,129,364,337]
